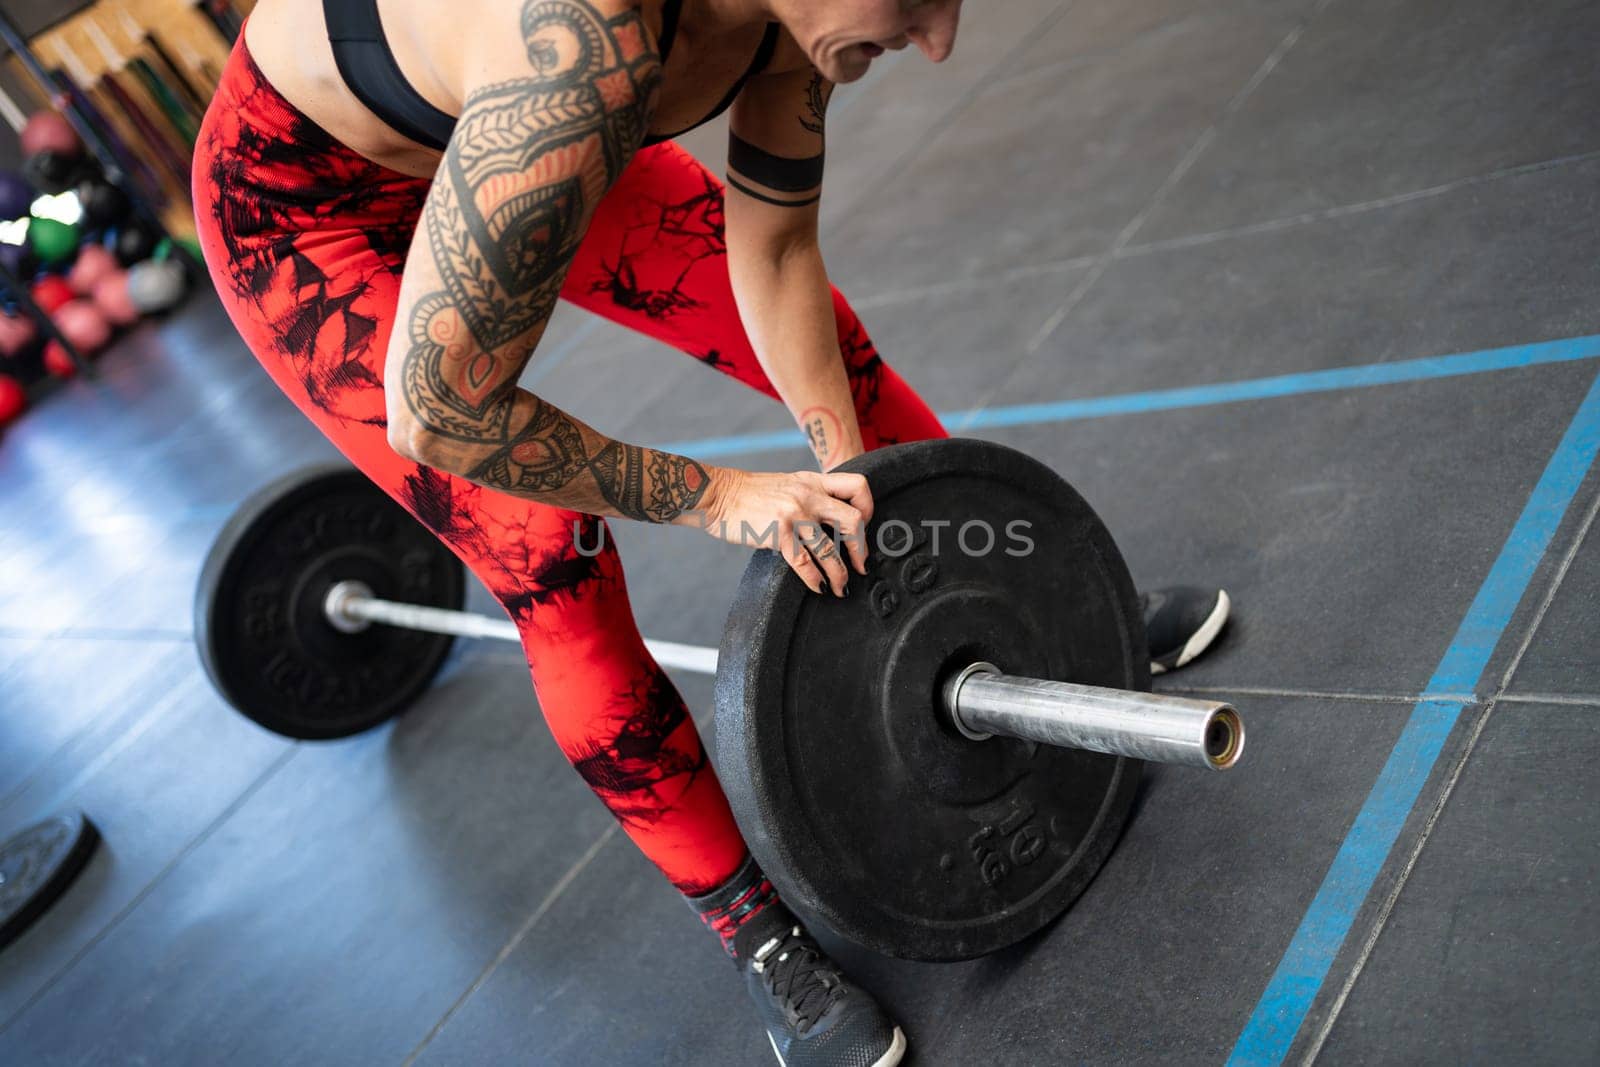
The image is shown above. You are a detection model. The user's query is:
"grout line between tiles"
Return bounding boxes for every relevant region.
[400,825,621,1066]
[1299,477,1600,1062]
[0,746,302,1038]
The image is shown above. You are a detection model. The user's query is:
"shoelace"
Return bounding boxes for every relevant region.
[753,927,848,1032]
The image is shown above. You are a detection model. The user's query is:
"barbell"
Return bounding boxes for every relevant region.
[316,583,1238,768]
[194,438,1244,960]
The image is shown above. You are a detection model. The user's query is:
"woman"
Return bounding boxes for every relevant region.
[194,2,1222,1063]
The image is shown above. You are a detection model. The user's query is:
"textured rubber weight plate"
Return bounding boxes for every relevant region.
[0,812,99,951]
[716,438,1147,961]
[196,466,466,740]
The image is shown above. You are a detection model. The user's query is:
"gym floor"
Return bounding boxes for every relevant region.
[3,0,1598,1062]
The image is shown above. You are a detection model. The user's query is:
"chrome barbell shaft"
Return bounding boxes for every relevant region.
[944,663,1244,771]
[325,583,1245,768]
[323,581,720,676]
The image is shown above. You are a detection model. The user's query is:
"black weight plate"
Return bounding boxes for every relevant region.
[0,811,100,951]
[716,438,1147,961]
[196,466,466,740]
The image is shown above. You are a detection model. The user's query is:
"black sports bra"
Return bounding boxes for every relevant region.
[324,0,779,152]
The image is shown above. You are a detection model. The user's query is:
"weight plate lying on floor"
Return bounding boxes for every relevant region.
[715,438,1148,961]
[195,466,467,740]
[0,811,100,951]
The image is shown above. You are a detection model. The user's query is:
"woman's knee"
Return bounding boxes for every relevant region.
[396,473,622,635]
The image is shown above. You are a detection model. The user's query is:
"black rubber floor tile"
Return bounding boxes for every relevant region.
[53,513,235,634]
[409,832,762,1067]
[850,268,1091,414]
[0,466,275,643]
[817,0,1066,235]
[1140,0,1600,242]
[1009,0,1322,80]
[1418,466,1600,745]
[417,695,1412,1065]
[0,635,43,684]
[0,672,288,1024]
[0,502,158,634]
[1315,704,1600,1065]
[1,482,277,649]
[0,639,195,825]
[1503,486,1600,700]
[994,156,1600,404]
[893,696,1416,1064]
[978,360,1597,695]
[0,660,617,1065]
[823,4,1302,298]
[0,374,322,534]
[131,399,341,513]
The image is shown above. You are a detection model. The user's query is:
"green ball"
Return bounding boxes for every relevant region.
[27,217,81,266]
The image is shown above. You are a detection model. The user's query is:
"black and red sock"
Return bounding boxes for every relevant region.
[688,853,793,963]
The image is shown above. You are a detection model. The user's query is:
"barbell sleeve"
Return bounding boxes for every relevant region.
[944,663,1244,770]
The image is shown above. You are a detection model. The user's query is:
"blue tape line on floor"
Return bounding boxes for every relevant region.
[651,334,1600,459]
[1227,367,1600,1065]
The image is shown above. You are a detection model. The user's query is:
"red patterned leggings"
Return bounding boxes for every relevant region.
[193,37,946,894]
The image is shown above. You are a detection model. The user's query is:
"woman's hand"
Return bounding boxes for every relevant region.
[694,468,874,596]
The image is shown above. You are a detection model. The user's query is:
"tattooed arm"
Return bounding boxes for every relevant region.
[384,0,710,523]
[724,59,863,472]
[385,1,872,593]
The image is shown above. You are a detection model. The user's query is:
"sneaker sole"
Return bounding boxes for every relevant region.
[767,1026,906,1067]
[1150,589,1231,675]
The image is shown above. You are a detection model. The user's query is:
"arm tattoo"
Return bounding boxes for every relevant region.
[400,0,709,523]
[725,73,830,207]
[725,176,820,207]
[800,406,845,468]
[799,72,830,135]
[589,442,710,523]
[465,394,589,491]
[728,133,824,190]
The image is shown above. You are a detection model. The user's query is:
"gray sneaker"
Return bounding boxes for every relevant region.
[743,924,906,1067]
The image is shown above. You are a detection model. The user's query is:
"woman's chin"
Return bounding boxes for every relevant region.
[827,49,875,83]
